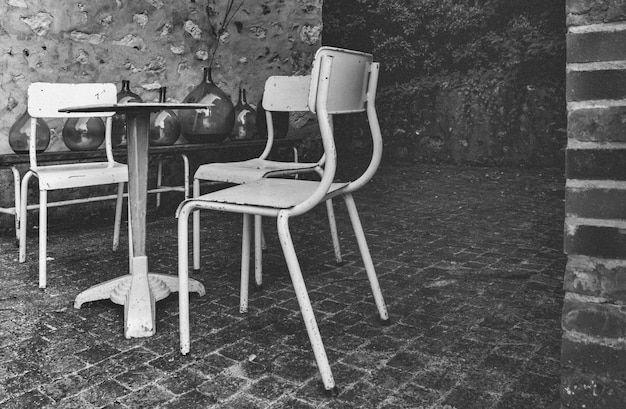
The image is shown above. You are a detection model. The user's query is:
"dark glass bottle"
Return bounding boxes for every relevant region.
[62,116,105,151]
[256,96,289,140]
[178,67,235,144]
[149,87,181,146]
[112,80,142,147]
[9,110,50,153]
[232,87,256,140]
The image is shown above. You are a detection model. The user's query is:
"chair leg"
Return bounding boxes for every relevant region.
[180,154,190,199]
[12,166,21,246]
[39,189,48,289]
[192,178,201,270]
[260,223,267,250]
[343,193,389,322]
[277,212,336,392]
[325,199,343,265]
[156,160,164,208]
[254,215,263,288]
[177,203,191,355]
[112,182,124,252]
[18,171,33,264]
[127,200,134,262]
[240,214,252,313]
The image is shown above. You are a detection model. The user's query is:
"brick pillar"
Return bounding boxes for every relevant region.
[564,2,626,408]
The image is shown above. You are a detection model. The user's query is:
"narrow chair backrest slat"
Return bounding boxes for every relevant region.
[262,76,311,112]
[28,83,117,118]
[308,47,372,115]
[258,75,312,160]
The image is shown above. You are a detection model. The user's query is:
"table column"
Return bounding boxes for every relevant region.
[73,105,205,340]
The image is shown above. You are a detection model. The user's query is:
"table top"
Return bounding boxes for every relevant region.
[59,102,210,114]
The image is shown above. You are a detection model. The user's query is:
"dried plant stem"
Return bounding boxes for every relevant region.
[208,0,245,69]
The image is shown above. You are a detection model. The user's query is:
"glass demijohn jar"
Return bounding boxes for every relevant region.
[112,79,142,147]
[62,116,105,151]
[149,87,181,146]
[178,67,235,144]
[232,87,256,140]
[9,110,50,153]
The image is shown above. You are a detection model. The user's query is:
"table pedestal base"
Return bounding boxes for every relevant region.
[74,256,205,338]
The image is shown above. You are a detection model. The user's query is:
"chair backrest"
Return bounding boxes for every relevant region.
[262,76,311,112]
[27,82,117,168]
[308,47,373,115]
[257,75,311,159]
[289,46,381,216]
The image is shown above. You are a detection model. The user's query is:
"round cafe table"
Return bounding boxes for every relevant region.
[59,103,207,338]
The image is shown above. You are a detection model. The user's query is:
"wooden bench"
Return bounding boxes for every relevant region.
[0,138,301,240]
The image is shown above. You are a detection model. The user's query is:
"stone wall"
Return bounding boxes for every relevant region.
[0,0,322,228]
[564,0,626,407]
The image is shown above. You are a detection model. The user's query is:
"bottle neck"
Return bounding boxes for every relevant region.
[121,80,130,92]
[203,67,213,84]
[159,87,167,103]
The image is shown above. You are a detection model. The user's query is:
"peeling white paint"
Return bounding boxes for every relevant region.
[565,216,626,229]
[567,61,626,72]
[569,21,626,34]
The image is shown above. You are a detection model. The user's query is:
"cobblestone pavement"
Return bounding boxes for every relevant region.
[0,163,565,409]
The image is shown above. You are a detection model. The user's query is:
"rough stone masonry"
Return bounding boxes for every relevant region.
[0,0,322,227]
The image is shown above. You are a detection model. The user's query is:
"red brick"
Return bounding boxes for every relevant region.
[567,0,626,26]
[566,149,626,181]
[565,187,626,220]
[562,298,626,339]
[567,70,626,102]
[568,31,626,63]
[568,106,626,143]
[564,257,626,302]
[561,337,626,376]
[565,225,626,259]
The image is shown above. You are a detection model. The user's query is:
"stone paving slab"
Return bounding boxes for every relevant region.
[0,163,565,408]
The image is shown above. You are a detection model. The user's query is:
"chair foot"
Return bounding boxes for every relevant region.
[335,261,345,267]
[193,268,201,273]
[322,385,340,397]
[253,283,263,292]
[379,317,392,326]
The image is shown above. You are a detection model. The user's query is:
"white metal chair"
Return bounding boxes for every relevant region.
[19,83,128,289]
[192,75,344,289]
[176,47,389,392]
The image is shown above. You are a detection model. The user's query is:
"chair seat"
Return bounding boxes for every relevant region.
[32,162,128,190]
[195,178,349,209]
[194,158,319,184]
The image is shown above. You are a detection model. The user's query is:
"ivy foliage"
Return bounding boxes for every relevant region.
[322,0,564,89]
[322,0,566,166]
